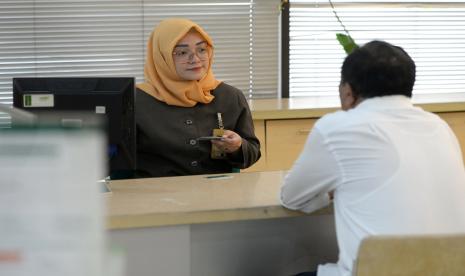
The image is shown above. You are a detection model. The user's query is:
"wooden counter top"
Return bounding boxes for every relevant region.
[249,97,465,120]
[106,171,330,230]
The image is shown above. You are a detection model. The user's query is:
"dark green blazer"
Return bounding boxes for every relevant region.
[135,82,261,177]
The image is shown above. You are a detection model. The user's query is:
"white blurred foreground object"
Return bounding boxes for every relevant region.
[0,126,106,276]
[0,103,36,126]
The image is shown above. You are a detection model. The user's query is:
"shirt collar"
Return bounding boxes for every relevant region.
[355,95,413,111]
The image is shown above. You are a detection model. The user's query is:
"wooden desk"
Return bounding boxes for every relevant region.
[106,171,337,276]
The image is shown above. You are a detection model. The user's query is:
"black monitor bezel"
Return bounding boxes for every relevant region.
[12,77,136,179]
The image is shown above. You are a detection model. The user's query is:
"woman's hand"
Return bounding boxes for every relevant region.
[211,130,242,153]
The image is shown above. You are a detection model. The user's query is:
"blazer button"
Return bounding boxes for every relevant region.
[189,139,197,145]
[186,119,193,125]
[191,161,198,167]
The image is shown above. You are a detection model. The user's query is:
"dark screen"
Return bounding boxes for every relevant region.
[12,77,136,179]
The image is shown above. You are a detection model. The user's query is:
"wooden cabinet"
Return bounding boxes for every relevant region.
[265,118,317,170]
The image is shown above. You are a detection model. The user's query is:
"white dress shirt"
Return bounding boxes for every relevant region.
[280,95,465,276]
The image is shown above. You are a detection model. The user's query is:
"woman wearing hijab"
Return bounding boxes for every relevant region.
[135,18,261,177]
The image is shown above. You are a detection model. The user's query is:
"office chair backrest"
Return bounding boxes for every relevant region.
[353,234,465,276]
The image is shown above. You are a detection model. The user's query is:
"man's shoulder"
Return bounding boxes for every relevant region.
[315,103,446,134]
[315,107,379,134]
[316,109,353,130]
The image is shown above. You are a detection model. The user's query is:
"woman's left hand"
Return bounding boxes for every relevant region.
[212,130,242,153]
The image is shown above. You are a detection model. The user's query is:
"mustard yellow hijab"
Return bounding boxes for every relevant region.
[137,18,221,107]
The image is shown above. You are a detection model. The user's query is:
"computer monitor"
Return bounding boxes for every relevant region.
[12,77,136,179]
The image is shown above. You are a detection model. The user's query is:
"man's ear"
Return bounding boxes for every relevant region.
[340,82,357,110]
[340,82,352,97]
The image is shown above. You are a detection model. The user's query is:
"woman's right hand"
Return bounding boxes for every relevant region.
[211,130,242,153]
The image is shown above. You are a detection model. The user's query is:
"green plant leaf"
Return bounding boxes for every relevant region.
[336,33,358,54]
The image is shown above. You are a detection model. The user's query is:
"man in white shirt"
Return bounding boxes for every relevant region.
[280,40,465,276]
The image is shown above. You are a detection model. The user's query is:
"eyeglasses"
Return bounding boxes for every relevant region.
[172,46,210,63]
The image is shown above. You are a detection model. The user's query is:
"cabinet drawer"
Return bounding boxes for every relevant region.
[266,118,317,170]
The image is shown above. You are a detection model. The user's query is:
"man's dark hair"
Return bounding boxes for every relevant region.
[341,40,416,98]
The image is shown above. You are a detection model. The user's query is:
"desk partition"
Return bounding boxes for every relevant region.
[106,171,337,276]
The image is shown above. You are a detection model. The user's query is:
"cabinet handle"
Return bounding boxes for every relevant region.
[297,129,311,134]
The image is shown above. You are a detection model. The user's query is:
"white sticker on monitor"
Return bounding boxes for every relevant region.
[23,94,54,107]
[95,106,106,114]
